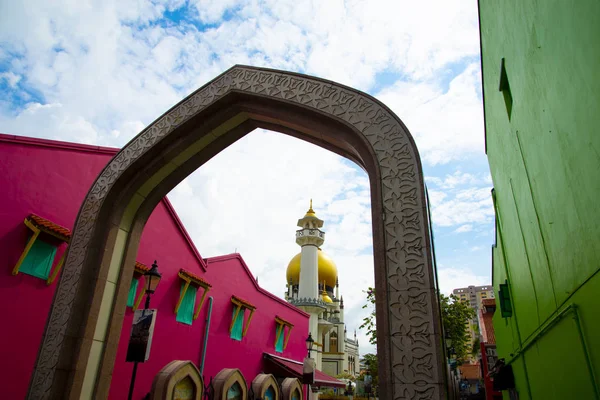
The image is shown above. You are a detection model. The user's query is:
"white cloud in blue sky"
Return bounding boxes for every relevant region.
[0,0,492,355]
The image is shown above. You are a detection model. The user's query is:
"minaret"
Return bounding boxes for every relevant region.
[296,200,325,300]
[293,200,327,382]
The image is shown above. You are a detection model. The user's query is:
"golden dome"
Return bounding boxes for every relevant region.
[322,290,333,303]
[286,248,338,288]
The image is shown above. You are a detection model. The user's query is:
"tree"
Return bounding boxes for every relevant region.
[359,286,377,345]
[440,293,476,361]
[335,372,356,381]
[359,288,475,361]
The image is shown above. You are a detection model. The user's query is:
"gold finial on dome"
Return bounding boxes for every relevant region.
[321,286,333,303]
[305,199,316,217]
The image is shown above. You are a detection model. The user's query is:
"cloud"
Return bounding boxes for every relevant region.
[0,0,494,356]
[376,63,485,165]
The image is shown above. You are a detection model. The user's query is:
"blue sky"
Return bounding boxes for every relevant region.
[0,0,491,354]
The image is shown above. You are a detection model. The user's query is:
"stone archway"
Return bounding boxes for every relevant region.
[28,66,444,399]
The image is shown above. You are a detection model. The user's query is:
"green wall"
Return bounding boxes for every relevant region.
[480,0,600,398]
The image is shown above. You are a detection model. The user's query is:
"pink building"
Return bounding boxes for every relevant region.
[0,134,342,399]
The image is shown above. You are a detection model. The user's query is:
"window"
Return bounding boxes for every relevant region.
[174,269,212,325]
[499,281,513,318]
[329,331,338,353]
[19,238,57,279]
[12,214,71,283]
[230,295,256,340]
[275,325,284,352]
[292,389,301,400]
[227,382,243,400]
[127,278,139,307]
[499,58,513,119]
[176,283,197,325]
[265,386,276,400]
[274,316,294,352]
[231,308,245,341]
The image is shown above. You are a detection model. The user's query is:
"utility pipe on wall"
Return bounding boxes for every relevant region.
[199,296,213,375]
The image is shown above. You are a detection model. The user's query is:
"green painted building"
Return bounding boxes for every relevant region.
[479,0,600,399]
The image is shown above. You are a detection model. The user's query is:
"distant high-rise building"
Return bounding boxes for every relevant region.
[453,285,495,350]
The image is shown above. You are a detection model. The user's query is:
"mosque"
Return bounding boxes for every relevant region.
[285,202,360,378]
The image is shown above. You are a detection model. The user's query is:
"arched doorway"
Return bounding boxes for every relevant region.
[28,65,444,399]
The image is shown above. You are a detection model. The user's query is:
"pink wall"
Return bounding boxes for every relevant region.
[0,134,309,399]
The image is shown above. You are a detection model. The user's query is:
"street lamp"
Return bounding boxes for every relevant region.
[306,333,314,358]
[128,261,162,400]
[143,260,162,309]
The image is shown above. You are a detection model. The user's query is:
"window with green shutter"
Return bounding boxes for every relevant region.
[127,278,139,307]
[274,316,293,352]
[176,283,197,325]
[19,238,57,280]
[275,324,285,352]
[231,308,245,341]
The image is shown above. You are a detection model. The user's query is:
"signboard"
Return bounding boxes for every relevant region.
[302,357,315,385]
[126,309,158,362]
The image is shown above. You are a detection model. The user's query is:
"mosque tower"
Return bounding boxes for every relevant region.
[285,201,359,380]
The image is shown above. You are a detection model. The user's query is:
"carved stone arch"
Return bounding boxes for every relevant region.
[280,378,302,400]
[213,368,247,400]
[150,360,203,400]
[251,374,280,399]
[28,65,444,400]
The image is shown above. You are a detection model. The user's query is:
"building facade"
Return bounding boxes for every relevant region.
[0,134,343,399]
[480,0,600,398]
[453,285,495,348]
[284,204,360,379]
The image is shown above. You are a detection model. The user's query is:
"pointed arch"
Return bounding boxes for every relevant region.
[28,65,444,399]
[252,374,280,400]
[213,368,247,400]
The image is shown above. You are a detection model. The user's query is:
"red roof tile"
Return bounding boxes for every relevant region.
[178,268,212,288]
[275,316,294,327]
[134,261,150,274]
[29,214,71,240]
[460,364,481,380]
[482,310,496,344]
[231,295,256,310]
[482,298,496,307]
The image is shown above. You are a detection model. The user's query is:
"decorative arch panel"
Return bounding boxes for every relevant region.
[28,65,445,400]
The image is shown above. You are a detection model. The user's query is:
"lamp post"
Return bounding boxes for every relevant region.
[128,261,162,400]
[306,333,314,358]
[304,333,315,400]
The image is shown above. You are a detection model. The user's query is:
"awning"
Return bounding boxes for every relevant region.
[263,353,346,388]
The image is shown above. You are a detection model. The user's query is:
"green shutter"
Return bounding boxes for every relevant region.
[275,325,285,352]
[499,281,513,318]
[176,284,197,325]
[127,278,139,307]
[20,238,57,279]
[231,308,245,341]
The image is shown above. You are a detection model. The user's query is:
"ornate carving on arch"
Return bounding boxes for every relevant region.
[29,65,443,399]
